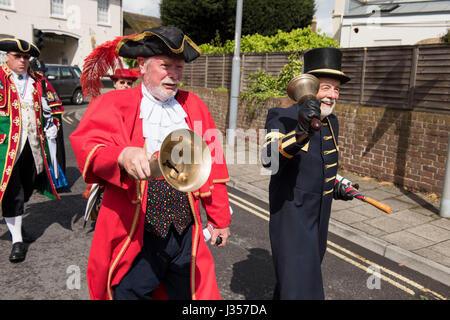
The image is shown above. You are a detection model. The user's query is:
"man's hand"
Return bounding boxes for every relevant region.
[333,181,359,201]
[297,99,321,135]
[117,147,153,180]
[207,225,230,247]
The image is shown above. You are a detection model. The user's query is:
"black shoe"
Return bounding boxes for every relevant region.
[9,242,26,263]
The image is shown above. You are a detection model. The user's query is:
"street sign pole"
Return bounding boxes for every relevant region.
[227,0,243,146]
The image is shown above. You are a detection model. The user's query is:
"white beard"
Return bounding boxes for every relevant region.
[320,98,336,118]
[146,81,178,102]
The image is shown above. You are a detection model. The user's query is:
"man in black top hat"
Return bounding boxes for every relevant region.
[261,47,356,299]
[0,38,61,262]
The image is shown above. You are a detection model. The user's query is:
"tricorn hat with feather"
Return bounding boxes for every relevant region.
[81,26,201,98]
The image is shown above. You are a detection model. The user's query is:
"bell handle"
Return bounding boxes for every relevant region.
[298,95,322,131]
[311,117,322,131]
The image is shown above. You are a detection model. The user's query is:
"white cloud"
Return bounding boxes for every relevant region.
[123,0,161,17]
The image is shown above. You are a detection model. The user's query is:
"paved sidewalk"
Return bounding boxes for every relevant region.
[70,107,450,287]
[225,145,450,287]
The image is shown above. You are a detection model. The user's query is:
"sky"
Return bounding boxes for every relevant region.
[123,0,335,36]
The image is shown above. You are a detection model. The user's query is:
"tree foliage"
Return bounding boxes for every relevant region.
[241,0,315,37]
[160,0,235,45]
[160,0,316,46]
[199,27,339,54]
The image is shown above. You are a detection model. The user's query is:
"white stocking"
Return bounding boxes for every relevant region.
[5,215,23,244]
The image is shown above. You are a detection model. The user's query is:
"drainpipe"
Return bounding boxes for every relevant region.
[440,133,450,217]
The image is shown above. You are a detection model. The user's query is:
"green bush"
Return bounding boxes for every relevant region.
[240,53,304,120]
[441,29,450,43]
[199,27,338,54]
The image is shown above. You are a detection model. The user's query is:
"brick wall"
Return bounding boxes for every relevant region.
[184,86,294,132]
[336,104,450,195]
[184,86,450,196]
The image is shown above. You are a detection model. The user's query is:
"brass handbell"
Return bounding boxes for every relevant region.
[287,74,320,104]
[286,73,322,131]
[149,129,212,193]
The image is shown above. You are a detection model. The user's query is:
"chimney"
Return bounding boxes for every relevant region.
[311,17,317,33]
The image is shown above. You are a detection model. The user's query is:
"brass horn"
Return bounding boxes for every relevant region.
[149,129,212,193]
[287,74,322,131]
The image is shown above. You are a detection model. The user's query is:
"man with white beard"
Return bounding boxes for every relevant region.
[261,47,355,299]
[71,26,231,300]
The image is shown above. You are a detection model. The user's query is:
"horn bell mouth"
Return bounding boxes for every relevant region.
[158,129,212,192]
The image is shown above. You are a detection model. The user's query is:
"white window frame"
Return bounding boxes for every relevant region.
[97,0,109,25]
[50,0,65,19]
[0,0,14,11]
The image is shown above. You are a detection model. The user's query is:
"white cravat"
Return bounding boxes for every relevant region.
[140,84,189,155]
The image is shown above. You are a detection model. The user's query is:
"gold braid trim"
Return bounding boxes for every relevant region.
[116,32,201,56]
[82,144,106,179]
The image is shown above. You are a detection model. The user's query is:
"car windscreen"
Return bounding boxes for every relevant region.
[61,67,73,79]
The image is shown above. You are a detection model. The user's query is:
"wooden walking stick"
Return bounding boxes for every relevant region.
[336,175,392,214]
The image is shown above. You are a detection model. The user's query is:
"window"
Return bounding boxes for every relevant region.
[51,0,64,17]
[72,67,81,78]
[60,67,73,79]
[0,0,12,9]
[46,66,61,80]
[97,0,109,24]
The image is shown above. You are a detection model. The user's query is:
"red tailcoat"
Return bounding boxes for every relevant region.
[70,87,231,300]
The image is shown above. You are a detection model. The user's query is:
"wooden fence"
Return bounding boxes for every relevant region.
[182,44,450,113]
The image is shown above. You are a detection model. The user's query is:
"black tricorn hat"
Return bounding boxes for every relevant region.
[303,47,350,84]
[116,26,201,62]
[0,38,40,57]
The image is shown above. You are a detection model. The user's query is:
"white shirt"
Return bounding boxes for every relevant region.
[140,84,189,155]
[11,71,44,174]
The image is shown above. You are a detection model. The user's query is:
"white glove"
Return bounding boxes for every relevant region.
[45,124,58,139]
[336,174,352,186]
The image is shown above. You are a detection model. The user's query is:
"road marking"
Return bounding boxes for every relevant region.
[229,198,269,222]
[228,192,270,217]
[326,247,415,295]
[62,113,73,125]
[327,241,447,300]
[228,189,447,300]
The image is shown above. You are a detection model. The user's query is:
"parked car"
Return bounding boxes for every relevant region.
[45,64,84,105]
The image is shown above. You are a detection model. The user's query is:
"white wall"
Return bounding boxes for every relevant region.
[0,0,122,66]
[340,13,450,47]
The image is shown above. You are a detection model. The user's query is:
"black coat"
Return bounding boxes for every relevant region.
[261,103,339,299]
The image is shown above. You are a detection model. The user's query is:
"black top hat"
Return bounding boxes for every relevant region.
[0,38,40,57]
[116,26,201,62]
[303,47,350,84]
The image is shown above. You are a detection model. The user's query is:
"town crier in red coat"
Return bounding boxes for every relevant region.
[70,26,231,300]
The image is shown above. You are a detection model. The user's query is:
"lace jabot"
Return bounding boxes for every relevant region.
[139,84,189,155]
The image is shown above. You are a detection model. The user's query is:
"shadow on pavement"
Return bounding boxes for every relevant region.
[0,194,87,242]
[230,247,275,300]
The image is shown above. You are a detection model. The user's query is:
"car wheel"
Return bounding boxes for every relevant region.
[72,89,84,105]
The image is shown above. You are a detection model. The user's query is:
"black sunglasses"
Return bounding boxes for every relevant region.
[9,53,31,60]
[119,80,133,86]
